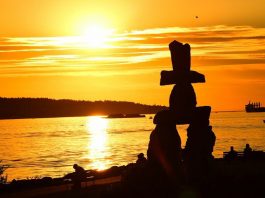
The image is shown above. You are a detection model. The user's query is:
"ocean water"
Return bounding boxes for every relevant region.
[0,112,264,181]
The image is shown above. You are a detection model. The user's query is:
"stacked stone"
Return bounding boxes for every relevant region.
[147,40,215,184]
[161,40,205,123]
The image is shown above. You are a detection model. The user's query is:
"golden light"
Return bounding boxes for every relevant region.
[81,24,114,48]
[86,116,109,170]
[87,116,108,132]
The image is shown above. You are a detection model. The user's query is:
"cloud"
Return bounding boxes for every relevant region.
[0,25,264,77]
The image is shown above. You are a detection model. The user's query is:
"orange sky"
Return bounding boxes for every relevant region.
[0,0,265,111]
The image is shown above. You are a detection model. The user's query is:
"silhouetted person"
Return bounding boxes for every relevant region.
[136,153,147,165]
[244,144,252,159]
[72,164,86,190]
[226,146,238,160]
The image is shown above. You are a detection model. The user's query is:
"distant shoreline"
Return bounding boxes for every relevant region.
[0,97,250,120]
[0,110,248,121]
[0,97,166,120]
[0,114,99,120]
[0,114,152,121]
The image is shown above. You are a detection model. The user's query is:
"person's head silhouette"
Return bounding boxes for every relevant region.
[73,164,78,170]
[138,153,144,159]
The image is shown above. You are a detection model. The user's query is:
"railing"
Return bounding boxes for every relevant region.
[223,152,244,159]
[223,151,265,160]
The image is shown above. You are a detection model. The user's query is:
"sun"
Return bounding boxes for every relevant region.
[81,24,114,48]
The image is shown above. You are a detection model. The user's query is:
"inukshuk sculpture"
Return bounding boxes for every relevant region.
[147,40,215,185]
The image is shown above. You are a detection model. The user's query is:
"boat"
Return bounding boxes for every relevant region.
[245,101,265,112]
[107,113,145,118]
[124,114,145,118]
[107,114,124,118]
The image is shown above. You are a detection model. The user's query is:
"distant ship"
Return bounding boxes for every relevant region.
[245,101,265,112]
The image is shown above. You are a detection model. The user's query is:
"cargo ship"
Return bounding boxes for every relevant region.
[245,101,265,112]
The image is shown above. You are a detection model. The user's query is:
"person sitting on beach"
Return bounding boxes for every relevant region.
[73,163,85,172]
[226,146,238,160]
[243,144,252,158]
[72,164,87,189]
[136,153,147,165]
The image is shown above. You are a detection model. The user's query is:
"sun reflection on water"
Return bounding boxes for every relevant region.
[86,116,109,170]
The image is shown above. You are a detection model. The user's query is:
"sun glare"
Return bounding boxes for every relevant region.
[88,116,108,132]
[82,24,114,48]
[86,116,109,170]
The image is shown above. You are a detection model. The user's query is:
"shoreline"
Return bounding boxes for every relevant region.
[0,114,153,121]
[1,158,265,198]
[0,111,252,121]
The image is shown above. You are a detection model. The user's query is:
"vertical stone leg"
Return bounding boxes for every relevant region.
[183,106,215,184]
[147,110,183,186]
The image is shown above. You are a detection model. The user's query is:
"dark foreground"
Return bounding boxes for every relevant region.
[1,158,265,198]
